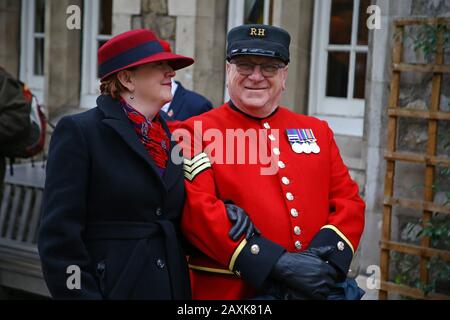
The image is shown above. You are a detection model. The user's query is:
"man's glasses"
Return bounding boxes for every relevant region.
[230,60,286,77]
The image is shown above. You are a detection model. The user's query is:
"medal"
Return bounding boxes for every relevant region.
[292,142,303,154]
[311,142,320,154]
[303,142,312,154]
[286,129,302,153]
[286,128,320,155]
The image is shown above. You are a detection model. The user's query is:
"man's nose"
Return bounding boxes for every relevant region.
[248,65,265,81]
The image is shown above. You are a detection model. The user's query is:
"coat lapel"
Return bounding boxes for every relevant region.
[96,95,168,193]
[159,112,183,190]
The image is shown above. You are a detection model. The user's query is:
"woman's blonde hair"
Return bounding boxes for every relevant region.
[99,67,137,99]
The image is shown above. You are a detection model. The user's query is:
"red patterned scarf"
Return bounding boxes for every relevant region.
[121,99,170,175]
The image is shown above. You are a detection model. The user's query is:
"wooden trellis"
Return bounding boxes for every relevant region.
[380,18,450,300]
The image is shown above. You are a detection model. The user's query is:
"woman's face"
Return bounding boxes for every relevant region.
[121,61,176,107]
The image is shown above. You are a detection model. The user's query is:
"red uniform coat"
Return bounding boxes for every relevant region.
[178,102,365,299]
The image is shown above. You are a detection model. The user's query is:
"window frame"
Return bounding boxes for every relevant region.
[309,0,368,137]
[20,0,45,103]
[80,0,113,109]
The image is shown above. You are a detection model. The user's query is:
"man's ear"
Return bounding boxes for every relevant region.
[281,67,288,91]
[225,62,232,87]
[117,70,135,92]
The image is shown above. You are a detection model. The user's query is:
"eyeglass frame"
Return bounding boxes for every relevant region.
[228,59,287,77]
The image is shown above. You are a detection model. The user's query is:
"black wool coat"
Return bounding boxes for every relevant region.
[38,94,191,299]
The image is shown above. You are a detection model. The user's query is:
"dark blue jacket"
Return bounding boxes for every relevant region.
[38,94,191,300]
[161,81,212,121]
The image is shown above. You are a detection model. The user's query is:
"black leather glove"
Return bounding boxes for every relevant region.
[224,201,260,241]
[269,246,338,300]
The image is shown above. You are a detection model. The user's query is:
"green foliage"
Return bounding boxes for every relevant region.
[395,23,450,61]
[410,24,449,59]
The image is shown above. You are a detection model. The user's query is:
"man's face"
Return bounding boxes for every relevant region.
[226,55,288,116]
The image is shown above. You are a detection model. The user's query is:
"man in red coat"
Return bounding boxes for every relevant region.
[177,24,365,300]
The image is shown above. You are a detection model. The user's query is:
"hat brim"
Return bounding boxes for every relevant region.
[100,52,194,80]
[227,39,289,64]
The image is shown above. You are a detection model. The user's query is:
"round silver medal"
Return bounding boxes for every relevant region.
[292,142,303,154]
[311,142,320,154]
[303,142,312,154]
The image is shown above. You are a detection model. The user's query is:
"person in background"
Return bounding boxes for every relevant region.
[158,39,213,123]
[0,66,30,199]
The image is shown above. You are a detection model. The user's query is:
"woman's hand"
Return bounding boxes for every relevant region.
[224,200,261,241]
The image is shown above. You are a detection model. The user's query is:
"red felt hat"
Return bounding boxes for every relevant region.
[159,39,172,53]
[98,29,194,80]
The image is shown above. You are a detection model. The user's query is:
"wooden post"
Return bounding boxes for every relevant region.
[379,24,404,300]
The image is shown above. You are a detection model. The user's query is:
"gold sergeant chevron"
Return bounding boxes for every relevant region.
[183,152,212,181]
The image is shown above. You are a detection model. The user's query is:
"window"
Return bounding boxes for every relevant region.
[20,0,46,103]
[80,0,113,108]
[309,0,369,136]
[225,0,274,101]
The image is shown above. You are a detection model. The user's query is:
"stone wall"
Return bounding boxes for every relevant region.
[0,0,21,76]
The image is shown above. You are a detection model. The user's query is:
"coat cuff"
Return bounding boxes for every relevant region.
[229,236,285,289]
[309,225,354,277]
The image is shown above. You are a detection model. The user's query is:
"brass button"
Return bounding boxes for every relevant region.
[295,241,302,250]
[278,161,286,169]
[250,244,260,255]
[294,226,301,235]
[286,192,294,201]
[263,122,270,129]
[337,241,345,251]
[281,177,290,185]
[290,208,298,217]
[156,259,165,269]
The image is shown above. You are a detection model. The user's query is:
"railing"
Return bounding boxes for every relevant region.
[0,162,49,297]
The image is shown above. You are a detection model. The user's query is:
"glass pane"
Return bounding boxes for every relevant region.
[329,0,353,45]
[97,40,108,78]
[354,53,367,99]
[99,0,113,35]
[244,0,265,24]
[34,38,45,76]
[326,51,349,98]
[357,0,370,45]
[34,0,45,33]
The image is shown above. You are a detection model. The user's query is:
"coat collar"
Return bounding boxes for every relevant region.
[96,95,181,193]
[168,81,186,119]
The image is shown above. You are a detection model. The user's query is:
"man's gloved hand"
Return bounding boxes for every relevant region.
[269,246,338,300]
[224,201,260,241]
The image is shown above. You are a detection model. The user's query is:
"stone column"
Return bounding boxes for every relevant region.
[44,0,82,117]
[272,0,314,114]
[0,0,21,76]
[168,0,227,107]
[112,0,141,35]
[359,0,414,275]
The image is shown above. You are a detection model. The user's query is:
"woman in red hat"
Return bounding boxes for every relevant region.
[38,29,195,299]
